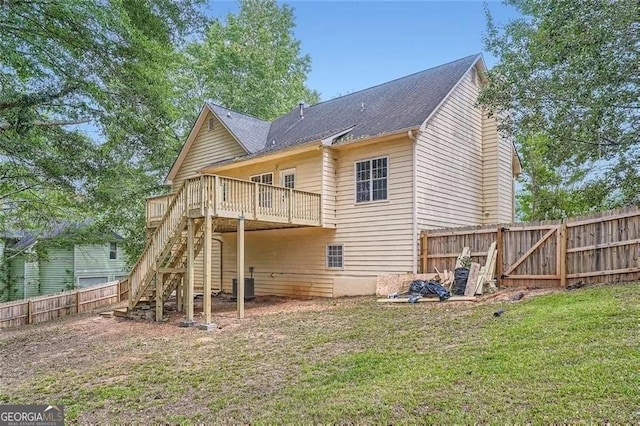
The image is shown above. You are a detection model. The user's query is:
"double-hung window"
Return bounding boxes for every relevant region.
[355,157,388,203]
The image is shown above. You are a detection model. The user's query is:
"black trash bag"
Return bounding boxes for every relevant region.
[409,280,425,293]
[418,280,452,301]
[453,267,470,295]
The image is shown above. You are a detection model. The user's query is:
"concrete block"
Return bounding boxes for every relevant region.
[197,323,217,332]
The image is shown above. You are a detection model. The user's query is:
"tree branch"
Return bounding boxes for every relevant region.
[0,85,78,112]
[0,118,90,130]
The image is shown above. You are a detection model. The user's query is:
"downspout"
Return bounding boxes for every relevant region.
[408,129,419,274]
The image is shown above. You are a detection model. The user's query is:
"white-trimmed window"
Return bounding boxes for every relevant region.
[280,168,296,189]
[355,157,388,203]
[109,242,117,260]
[326,244,344,269]
[251,172,274,207]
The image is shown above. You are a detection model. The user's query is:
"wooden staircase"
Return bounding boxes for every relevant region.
[126,183,205,316]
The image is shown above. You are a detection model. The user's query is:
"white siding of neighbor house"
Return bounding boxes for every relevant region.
[217,137,415,297]
[172,112,246,190]
[416,68,485,229]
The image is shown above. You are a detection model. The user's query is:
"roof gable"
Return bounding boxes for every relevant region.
[165,105,268,185]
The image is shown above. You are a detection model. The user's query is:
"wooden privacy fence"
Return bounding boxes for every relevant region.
[420,206,640,288]
[0,280,128,329]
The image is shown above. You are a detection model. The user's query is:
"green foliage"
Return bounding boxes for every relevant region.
[0,0,205,260]
[185,0,320,120]
[480,0,639,218]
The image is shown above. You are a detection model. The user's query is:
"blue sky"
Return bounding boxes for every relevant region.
[206,1,521,101]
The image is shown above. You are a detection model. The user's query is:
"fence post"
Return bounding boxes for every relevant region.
[75,290,80,314]
[559,220,567,287]
[496,227,504,287]
[420,231,428,274]
[27,300,32,325]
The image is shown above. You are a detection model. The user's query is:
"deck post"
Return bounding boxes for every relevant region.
[181,218,195,326]
[176,275,183,312]
[202,213,213,325]
[237,216,245,319]
[155,270,163,322]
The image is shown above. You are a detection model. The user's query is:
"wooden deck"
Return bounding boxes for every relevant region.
[145,174,322,229]
[128,174,322,314]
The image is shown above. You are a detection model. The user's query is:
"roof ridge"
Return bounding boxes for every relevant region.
[302,53,481,110]
[207,102,270,122]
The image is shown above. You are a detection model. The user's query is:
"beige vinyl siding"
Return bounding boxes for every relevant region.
[416,69,484,229]
[216,150,323,194]
[497,134,515,222]
[322,147,337,227]
[172,112,246,190]
[193,238,222,294]
[334,138,415,274]
[482,113,499,224]
[220,227,335,297]
[216,137,415,297]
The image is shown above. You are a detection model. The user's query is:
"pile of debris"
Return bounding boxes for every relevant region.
[438,241,498,297]
[377,242,498,304]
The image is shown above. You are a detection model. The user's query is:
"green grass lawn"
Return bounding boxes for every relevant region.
[1,283,638,424]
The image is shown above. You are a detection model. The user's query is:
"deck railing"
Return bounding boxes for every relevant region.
[145,194,171,224]
[145,174,322,226]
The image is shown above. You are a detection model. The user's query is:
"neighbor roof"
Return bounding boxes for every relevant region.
[168,54,482,179]
[8,222,123,251]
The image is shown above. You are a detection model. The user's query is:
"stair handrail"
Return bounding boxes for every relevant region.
[128,178,195,306]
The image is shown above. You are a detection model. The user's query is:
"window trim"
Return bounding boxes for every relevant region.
[354,156,389,204]
[109,242,117,260]
[250,172,274,208]
[280,168,296,189]
[250,172,274,185]
[326,244,344,269]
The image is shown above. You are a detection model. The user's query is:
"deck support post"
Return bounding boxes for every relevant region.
[181,218,195,326]
[155,270,163,322]
[202,213,213,325]
[176,275,183,312]
[237,216,245,319]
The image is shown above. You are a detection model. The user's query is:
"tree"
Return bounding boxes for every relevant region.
[0,0,205,257]
[185,0,320,120]
[479,0,639,219]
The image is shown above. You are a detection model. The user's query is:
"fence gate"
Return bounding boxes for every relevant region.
[500,223,564,288]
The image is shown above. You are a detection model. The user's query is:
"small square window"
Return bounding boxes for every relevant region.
[327,244,343,269]
[109,242,117,260]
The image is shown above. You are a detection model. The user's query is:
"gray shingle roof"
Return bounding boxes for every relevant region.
[208,104,270,154]
[205,54,480,165]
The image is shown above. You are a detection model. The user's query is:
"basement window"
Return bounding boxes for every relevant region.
[355,157,388,203]
[326,244,344,269]
[109,242,117,260]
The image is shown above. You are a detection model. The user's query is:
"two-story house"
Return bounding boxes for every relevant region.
[126,54,520,322]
